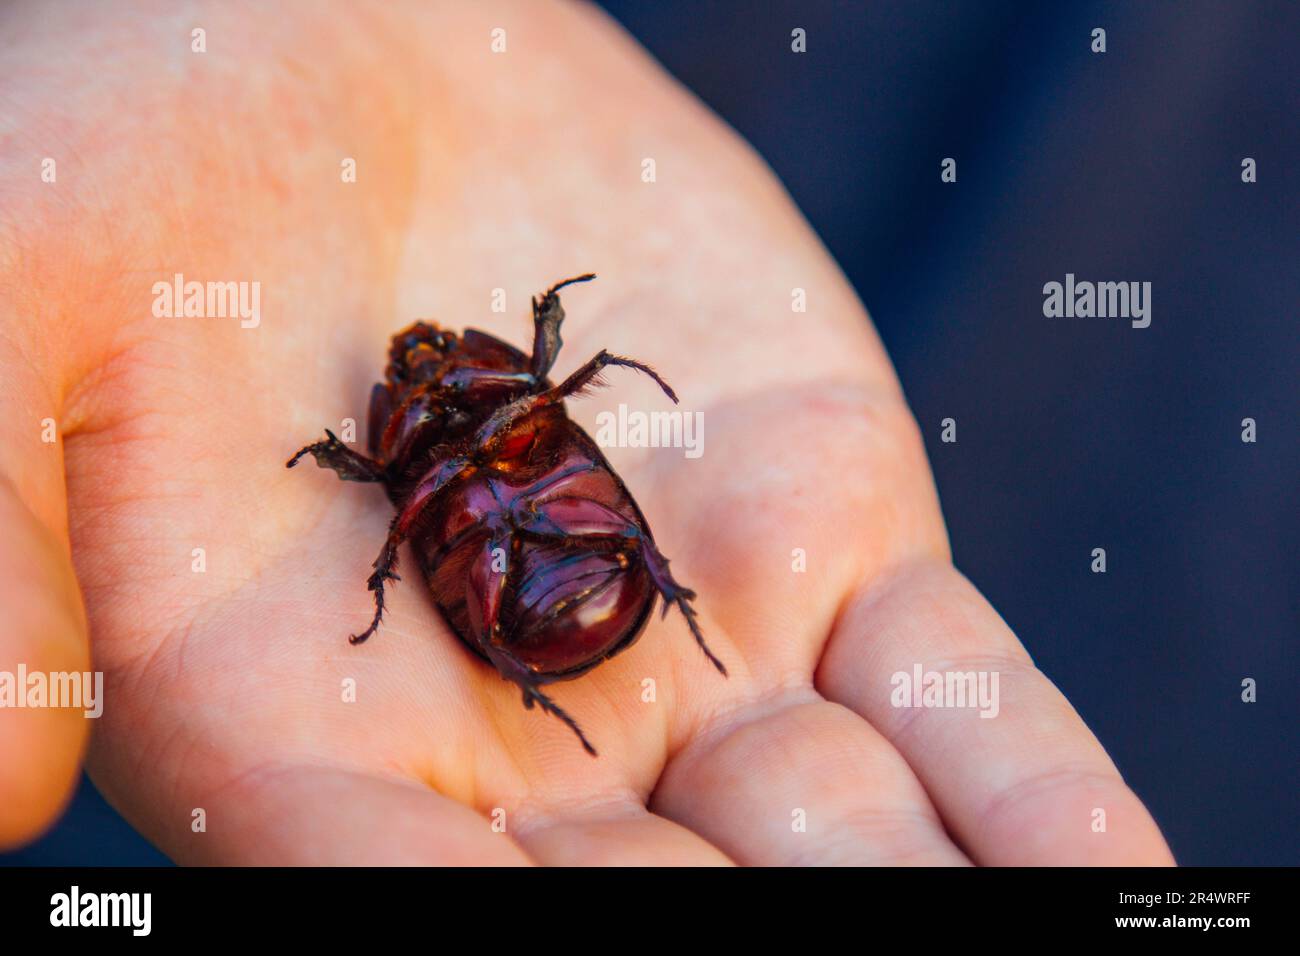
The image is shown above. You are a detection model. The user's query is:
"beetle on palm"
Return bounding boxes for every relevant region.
[287,275,726,754]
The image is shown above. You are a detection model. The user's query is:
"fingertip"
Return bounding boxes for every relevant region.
[0,483,91,850]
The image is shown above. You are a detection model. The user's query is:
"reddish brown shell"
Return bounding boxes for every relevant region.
[372,324,657,681]
[289,276,724,754]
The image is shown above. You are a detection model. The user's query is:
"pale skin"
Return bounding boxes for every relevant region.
[0,1,1173,865]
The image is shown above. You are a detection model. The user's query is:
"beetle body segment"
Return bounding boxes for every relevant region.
[419,433,657,677]
[287,276,724,753]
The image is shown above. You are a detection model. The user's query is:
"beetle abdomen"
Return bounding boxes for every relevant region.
[508,540,653,675]
[421,511,654,680]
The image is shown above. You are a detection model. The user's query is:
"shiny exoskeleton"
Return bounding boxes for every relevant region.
[287,275,725,754]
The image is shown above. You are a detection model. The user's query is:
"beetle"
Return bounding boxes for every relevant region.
[287,275,725,754]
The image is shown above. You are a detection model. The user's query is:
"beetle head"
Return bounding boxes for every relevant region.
[385,321,458,386]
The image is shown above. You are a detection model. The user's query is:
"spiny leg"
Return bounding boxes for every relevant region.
[340,454,499,649]
[349,516,404,645]
[530,273,595,378]
[350,450,491,646]
[286,429,385,482]
[481,623,598,757]
[640,544,727,677]
[514,462,599,500]
[462,530,597,755]
[286,428,399,643]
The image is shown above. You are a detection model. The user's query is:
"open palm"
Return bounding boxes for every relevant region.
[0,1,1171,865]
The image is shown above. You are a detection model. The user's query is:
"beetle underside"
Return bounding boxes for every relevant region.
[287,275,726,754]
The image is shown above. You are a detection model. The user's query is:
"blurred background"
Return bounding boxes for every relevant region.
[4,0,1296,866]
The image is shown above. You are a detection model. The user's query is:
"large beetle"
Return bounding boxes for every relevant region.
[288,276,725,754]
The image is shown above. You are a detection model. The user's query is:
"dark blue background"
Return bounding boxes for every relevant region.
[5,1,1295,867]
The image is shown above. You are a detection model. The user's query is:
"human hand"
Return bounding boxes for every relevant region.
[0,0,1173,865]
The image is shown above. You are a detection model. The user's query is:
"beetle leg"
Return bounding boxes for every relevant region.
[440,367,538,400]
[639,544,728,677]
[366,384,392,457]
[551,350,679,404]
[482,643,598,757]
[349,515,404,645]
[463,530,598,755]
[349,457,482,645]
[447,351,677,473]
[286,429,385,482]
[452,350,678,464]
[513,461,600,500]
[530,273,595,379]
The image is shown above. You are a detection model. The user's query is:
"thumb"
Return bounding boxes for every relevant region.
[0,364,91,848]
